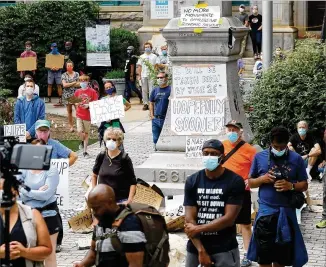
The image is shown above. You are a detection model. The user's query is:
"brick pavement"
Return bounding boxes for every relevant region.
[56,119,326,267]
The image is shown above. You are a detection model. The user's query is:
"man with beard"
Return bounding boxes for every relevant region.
[73,184,146,267]
[63,41,79,72]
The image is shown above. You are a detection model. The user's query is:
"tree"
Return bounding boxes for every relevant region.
[249,38,326,144]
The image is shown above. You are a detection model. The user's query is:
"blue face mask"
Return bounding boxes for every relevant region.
[271,147,286,157]
[51,47,59,54]
[298,128,307,136]
[227,132,239,143]
[80,82,88,89]
[105,88,115,95]
[145,48,151,53]
[162,50,167,56]
[202,156,220,171]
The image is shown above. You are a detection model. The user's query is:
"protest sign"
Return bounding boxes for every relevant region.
[45,54,64,69]
[170,97,226,135]
[151,0,174,19]
[173,64,227,98]
[89,95,125,124]
[17,57,37,71]
[51,159,69,210]
[4,124,26,143]
[166,216,185,232]
[179,6,220,28]
[68,209,93,232]
[186,136,209,158]
[132,184,163,210]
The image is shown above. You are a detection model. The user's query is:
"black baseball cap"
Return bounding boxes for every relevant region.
[225,120,243,130]
[202,139,224,154]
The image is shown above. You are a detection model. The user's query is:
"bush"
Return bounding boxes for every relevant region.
[110,28,140,70]
[249,38,326,144]
[0,89,15,125]
[105,69,125,79]
[0,1,99,95]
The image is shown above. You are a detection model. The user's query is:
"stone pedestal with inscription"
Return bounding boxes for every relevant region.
[135,6,253,196]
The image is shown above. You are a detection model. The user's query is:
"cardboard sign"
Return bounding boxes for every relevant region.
[67,96,83,104]
[51,159,69,210]
[179,6,220,28]
[170,97,226,135]
[166,216,185,232]
[17,57,37,71]
[173,65,227,98]
[45,54,64,69]
[89,95,125,124]
[186,137,209,158]
[132,184,163,210]
[4,124,26,143]
[68,208,93,232]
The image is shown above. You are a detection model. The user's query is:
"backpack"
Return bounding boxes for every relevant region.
[110,203,170,267]
[98,121,125,147]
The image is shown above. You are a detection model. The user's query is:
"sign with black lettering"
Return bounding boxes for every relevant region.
[89,95,125,124]
[68,209,93,232]
[51,159,69,210]
[173,65,227,98]
[170,97,226,135]
[4,124,26,143]
[179,6,220,28]
[186,137,209,158]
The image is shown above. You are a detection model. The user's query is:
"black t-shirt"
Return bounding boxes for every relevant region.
[64,50,79,71]
[124,55,137,81]
[93,152,137,201]
[183,168,245,255]
[249,14,262,31]
[289,133,317,156]
[92,205,146,267]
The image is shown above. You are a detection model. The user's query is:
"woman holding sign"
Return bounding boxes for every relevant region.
[18,139,60,267]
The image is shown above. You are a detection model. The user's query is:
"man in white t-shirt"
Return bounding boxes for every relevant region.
[18,75,40,98]
[137,42,157,111]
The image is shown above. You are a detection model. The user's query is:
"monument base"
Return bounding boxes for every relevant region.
[134,152,202,196]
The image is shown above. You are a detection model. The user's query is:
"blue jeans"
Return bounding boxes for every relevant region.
[152,118,165,144]
[124,80,142,101]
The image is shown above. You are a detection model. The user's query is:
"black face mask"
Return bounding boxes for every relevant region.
[127,51,133,56]
[65,46,72,51]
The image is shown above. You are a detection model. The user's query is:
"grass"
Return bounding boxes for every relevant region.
[60,139,98,152]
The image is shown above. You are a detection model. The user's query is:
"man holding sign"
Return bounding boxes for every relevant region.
[19,40,37,79]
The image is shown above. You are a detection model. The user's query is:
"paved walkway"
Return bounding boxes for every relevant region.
[50,99,326,267]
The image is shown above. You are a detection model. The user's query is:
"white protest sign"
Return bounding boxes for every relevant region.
[89,95,125,124]
[170,97,226,135]
[164,195,184,217]
[51,159,69,210]
[173,64,227,98]
[179,6,220,28]
[186,137,209,158]
[4,124,26,143]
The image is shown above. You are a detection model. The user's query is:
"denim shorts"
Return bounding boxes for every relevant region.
[48,70,62,85]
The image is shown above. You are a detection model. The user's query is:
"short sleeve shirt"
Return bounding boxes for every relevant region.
[183,169,245,255]
[124,56,138,81]
[61,71,79,90]
[235,12,249,25]
[47,139,71,159]
[149,86,171,118]
[249,14,262,31]
[250,149,308,207]
[289,133,317,156]
[74,88,98,121]
[137,53,158,78]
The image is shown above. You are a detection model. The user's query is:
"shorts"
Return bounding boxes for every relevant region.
[44,213,61,235]
[235,190,251,225]
[77,118,91,133]
[254,213,294,266]
[48,70,62,85]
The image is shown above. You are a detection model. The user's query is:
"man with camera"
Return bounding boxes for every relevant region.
[247,127,308,267]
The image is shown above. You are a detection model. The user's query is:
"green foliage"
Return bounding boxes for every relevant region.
[0,1,99,95]
[0,89,15,124]
[105,69,125,79]
[249,38,326,143]
[110,28,139,69]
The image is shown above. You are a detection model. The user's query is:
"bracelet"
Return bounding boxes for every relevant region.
[291,183,295,191]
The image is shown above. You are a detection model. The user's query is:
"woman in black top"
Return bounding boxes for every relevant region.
[92,127,136,204]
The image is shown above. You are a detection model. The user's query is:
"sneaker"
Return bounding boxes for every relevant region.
[79,141,84,150]
[83,152,90,158]
[56,245,62,253]
[316,220,326,229]
[254,54,258,60]
[241,254,252,267]
[142,104,149,111]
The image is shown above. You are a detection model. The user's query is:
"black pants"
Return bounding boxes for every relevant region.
[55,206,63,246]
[251,30,262,54]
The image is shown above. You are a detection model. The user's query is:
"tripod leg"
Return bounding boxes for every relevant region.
[2,208,11,266]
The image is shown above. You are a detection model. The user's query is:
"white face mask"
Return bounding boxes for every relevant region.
[239,7,245,13]
[25,86,34,95]
[106,140,117,151]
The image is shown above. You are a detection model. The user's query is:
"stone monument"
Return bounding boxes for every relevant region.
[135,1,253,195]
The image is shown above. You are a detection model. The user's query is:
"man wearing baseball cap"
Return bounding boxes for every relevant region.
[236,4,249,58]
[184,139,245,267]
[223,120,256,267]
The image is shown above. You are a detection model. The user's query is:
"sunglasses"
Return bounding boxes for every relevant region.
[107,138,117,142]
[202,151,220,157]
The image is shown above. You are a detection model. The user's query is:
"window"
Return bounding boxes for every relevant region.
[308,1,325,31]
[98,1,140,6]
[0,1,16,7]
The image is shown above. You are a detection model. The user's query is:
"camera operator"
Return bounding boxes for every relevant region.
[0,178,52,267]
[247,127,308,267]
[18,139,60,267]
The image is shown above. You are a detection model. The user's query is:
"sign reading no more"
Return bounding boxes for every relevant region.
[179,6,221,28]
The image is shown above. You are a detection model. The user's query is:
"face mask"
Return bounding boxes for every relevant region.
[66,66,73,72]
[157,78,165,86]
[227,132,239,143]
[65,46,72,50]
[202,156,220,171]
[105,88,115,95]
[106,140,117,151]
[162,50,167,56]
[239,8,245,13]
[80,82,88,89]
[26,46,31,51]
[52,47,58,54]
[25,87,34,95]
[36,130,50,142]
[271,147,286,157]
[298,128,307,136]
[127,50,133,56]
[145,48,151,53]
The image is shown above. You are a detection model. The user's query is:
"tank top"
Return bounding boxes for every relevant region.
[0,214,27,267]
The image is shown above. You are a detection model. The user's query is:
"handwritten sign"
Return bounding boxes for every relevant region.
[45,54,64,69]
[179,6,220,28]
[132,184,163,210]
[89,95,125,124]
[68,209,93,232]
[186,137,209,158]
[17,57,37,71]
[173,65,227,98]
[170,97,226,135]
[51,159,69,210]
[4,124,26,143]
